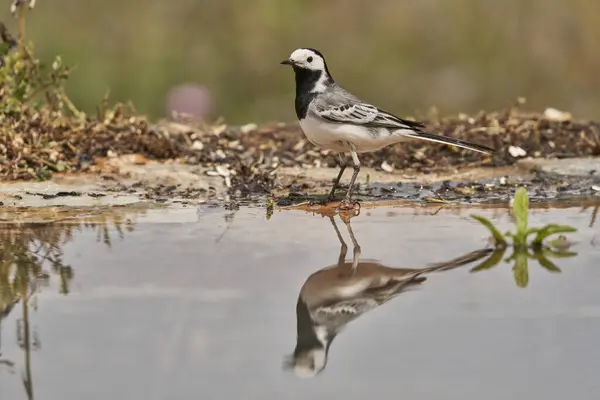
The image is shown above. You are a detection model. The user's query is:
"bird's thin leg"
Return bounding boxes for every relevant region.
[329,216,348,266]
[328,153,347,201]
[344,143,361,203]
[344,219,361,272]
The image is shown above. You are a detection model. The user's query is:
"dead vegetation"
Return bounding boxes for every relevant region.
[1,9,599,198]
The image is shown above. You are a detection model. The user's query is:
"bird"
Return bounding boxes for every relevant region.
[283,214,493,378]
[280,48,495,207]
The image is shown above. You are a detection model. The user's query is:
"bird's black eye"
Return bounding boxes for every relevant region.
[307,56,313,63]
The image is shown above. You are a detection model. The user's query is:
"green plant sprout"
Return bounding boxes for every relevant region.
[469,187,578,288]
[265,197,275,220]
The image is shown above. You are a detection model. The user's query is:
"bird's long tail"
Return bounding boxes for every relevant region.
[380,248,493,300]
[404,131,495,154]
[419,248,494,274]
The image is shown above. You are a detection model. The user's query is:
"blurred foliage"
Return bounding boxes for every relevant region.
[1,2,78,118]
[0,8,164,182]
[2,0,599,124]
[0,41,78,118]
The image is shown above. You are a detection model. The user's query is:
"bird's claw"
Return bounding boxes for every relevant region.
[337,200,361,219]
[338,199,360,209]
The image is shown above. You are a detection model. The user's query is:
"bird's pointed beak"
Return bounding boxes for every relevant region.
[280,59,294,66]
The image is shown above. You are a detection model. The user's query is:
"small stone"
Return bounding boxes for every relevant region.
[592,185,600,192]
[548,235,573,250]
[543,107,572,122]
[508,146,527,158]
[212,124,228,135]
[191,140,204,150]
[168,122,193,135]
[455,186,475,195]
[107,150,118,158]
[499,176,507,185]
[381,161,394,173]
[215,149,226,159]
[293,140,306,151]
[215,165,230,177]
[413,149,426,160]
[240,123,258,134]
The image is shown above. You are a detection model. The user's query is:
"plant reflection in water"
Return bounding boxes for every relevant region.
[0,208,147,399]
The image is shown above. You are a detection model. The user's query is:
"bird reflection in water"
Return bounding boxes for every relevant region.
[284,209,492,378]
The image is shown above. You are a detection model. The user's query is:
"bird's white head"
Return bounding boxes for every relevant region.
[284,348,328,379]
[281,48,328,73]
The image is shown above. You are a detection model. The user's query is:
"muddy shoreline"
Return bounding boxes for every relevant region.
[0,156,598,211]
[1,107,599,212]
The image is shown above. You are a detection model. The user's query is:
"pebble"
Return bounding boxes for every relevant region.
[508,146,527,158]
[543,107,572,122]
[215,165,231,177]
[380,161,394,173]
[240,123,258,134]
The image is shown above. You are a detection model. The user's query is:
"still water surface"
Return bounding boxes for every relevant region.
[0,204,599,399]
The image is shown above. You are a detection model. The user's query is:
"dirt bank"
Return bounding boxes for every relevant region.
[1,103,600,210]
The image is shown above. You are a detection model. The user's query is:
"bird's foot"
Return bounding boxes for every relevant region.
[338,198,360,209]
[337,199,361,219]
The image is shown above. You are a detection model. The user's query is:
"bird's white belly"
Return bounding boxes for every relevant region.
[299,118,406,153]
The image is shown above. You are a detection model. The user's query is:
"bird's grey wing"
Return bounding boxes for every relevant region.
[312,275,427,328]
[312,90,494,154]
[314,94,425,130]
[312,298,379,327]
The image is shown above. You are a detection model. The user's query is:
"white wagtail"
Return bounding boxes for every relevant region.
[283,215,492,378]
[281,48,495,206]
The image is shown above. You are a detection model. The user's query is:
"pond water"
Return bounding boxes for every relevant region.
[0,203,599,399]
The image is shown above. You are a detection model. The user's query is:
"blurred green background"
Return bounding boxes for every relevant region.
[4,0,600,123]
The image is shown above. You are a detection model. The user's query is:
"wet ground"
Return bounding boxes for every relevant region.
[0,156,598,212]
[0,201,599,399]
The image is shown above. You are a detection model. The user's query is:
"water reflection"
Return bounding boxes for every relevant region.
[284,210,492,378]
[582,203,599,228]
[469,237,579,288]
[0,209,147,400]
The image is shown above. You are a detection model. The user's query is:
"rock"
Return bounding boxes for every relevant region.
[240,123,258,134]
[380,161,394,173]
[192,140,204,150]
[508,146,527,158]
[543,107,572,122]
